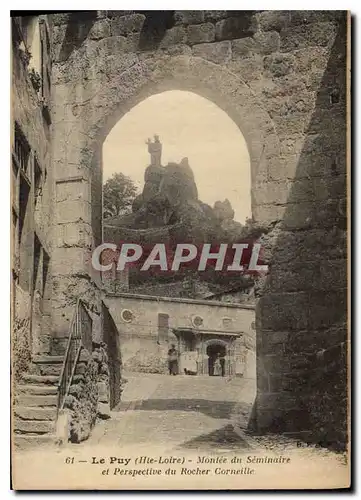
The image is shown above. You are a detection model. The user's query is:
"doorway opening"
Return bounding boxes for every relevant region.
[207,342,227,377]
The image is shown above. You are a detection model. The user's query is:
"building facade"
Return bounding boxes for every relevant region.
[105,292,256,378]
[12,15,53,380]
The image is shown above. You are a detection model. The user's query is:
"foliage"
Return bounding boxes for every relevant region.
[29,68,41,92]
[103,172,138,219]
[19,42,31,66]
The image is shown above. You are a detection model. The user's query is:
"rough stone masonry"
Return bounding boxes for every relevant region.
[49,11,348,449]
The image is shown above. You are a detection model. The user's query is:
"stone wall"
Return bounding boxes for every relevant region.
[254,14,348,451]
[13,285,32,381]
[65,344,113,443]
[102,304,123,408]
[49,11,348,448]
[207,288,255,305]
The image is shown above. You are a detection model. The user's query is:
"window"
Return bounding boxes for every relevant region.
[12,16,35,54]
[18,172,31,291]
[121,309,134,323]
[14,124,31,177]
[34,157,42,202]
[12,123,32,291]
[222,317,233,329]
[42,250,50,297]
[12,209,19,279]
[39,21,51,106]
[33,234,41,292]
[12,121,48,296]
[18,174,30,243]
[192,315,203,328]
[18,16,36,50]
[158,313,169,342]
[12,158,19,209]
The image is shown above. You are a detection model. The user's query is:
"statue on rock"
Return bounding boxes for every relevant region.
[146,134,162,167]
[104,139,243,242]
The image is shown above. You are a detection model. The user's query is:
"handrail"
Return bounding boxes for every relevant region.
[57,299,93,414]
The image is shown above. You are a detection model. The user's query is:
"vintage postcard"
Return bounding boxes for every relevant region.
[11,10,350,490]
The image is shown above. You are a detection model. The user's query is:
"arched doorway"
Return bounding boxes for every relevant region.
[206,340,227,377]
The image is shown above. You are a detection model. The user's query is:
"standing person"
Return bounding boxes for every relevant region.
[213,353,222,377]
[168,344,178,375]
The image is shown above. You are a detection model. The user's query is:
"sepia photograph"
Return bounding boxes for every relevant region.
[10,9,350,490]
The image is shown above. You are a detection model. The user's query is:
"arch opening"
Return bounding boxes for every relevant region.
[99,89,254,293]
[102,90,252,226]
[206,341,227,377]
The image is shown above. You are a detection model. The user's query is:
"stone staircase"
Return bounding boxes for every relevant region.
[13,356,63,448]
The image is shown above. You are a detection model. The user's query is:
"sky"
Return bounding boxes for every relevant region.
[102,90,251,223]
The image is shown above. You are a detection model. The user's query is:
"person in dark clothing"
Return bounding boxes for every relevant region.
[168,344,178,375]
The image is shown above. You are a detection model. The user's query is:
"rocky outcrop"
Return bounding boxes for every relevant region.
[104,156,258,245]
[214,198,235,222]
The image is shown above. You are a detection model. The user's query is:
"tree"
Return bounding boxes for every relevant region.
[103,173,138,219]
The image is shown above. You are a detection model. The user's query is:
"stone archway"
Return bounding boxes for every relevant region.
[51,51,279,432]
[86,56,279,253]
[51,53,279,331]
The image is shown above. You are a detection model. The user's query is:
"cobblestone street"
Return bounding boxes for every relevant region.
[83,372,256,452]
[13,372,348,490]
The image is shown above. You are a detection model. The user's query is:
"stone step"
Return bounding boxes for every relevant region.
[35,363,87,377]
[15,406,57,421]
[16,384,58,395]
[33,351,90,364]
[29,363,63,376]
[16,394,57,407]
[14,418,54,434]
[13,434,55,449]
[21,374,59,385]
[33,355,64,364]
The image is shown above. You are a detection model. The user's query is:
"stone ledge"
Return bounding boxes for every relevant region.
[187,23,215,45]
[256,11,291,32]
[13,435,55,448]
[106,292,255,310]
[192,41,232,64]
[159,26,187,48]
[14,418,54,434]
[16,395,57,407]
[215,16,257,41]
[15,407,56,421]
[280,22,338,52]
[174,11,205,26]
[16,384,58,395]
[110,13,145,36]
